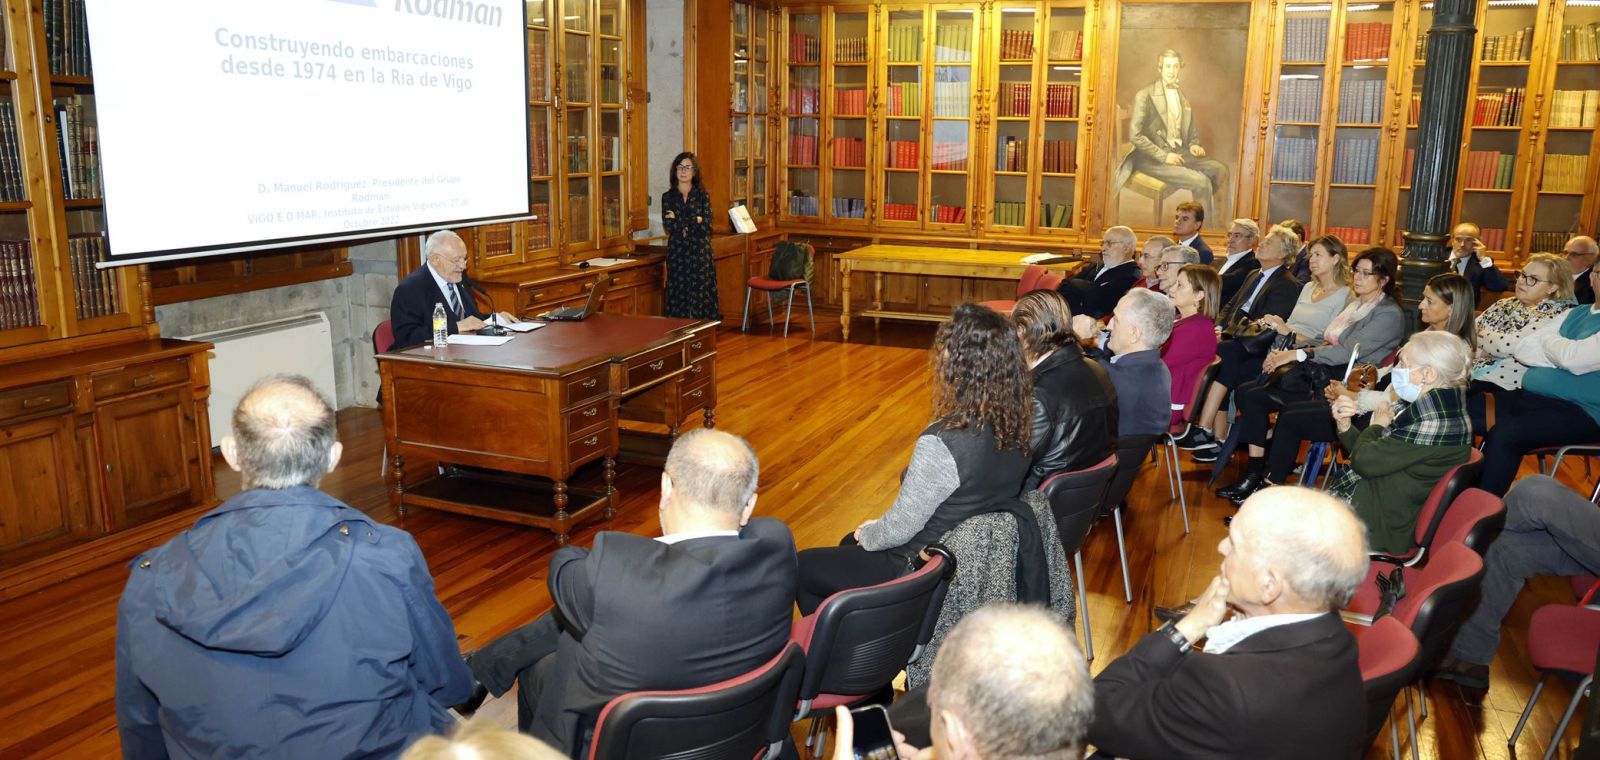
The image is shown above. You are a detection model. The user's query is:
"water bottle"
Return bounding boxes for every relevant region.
[432,303,448,347]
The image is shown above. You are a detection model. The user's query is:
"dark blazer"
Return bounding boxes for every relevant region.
[527,518,798,754]
[1103,348,1172,438]
[1023,344,1119,492]
[1218,265,1299,334]
[1216,250,1262,307]
[389,264,485,348]
[1291,246,1312,285]
[1060,260,1142,319]
[1089,612,1366,760]
[1576,267,1595,305]
[1453,254,1510,304]
[1179,235,1215,266]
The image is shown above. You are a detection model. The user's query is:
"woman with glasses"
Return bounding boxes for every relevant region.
[660,152,720,320]
[1215,246,1407,504]
[1470,253,1575,397]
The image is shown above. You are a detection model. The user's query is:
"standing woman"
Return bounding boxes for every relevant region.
[661,152,721,320]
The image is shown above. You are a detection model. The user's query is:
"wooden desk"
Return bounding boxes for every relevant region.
[834,245,1085,340]
[376,315,717,543]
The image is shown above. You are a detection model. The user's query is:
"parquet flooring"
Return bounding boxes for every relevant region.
[0,318,1590,758]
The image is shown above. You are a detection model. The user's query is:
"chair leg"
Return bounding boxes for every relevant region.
[1163,439,1179,500]
[783,286,797,337]
[1074,550,1093,662]
[1416,682,1427,720]
[1405,685,1419,760]
[1390,711,1401,760]
[1167,441,1191,534]
[1541,674,1593,760]
[1113,507,1133,603]
[741,287,754,332]
[1510,672,1549,747]
[804,285,815,334]
[765,291,774,330]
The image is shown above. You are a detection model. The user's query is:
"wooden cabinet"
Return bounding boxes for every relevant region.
[472,255,665,319]
[94,386,205,531]
[0,410,91,567]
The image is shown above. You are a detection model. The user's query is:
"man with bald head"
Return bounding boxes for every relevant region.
[1135,235,1176,291]
[467,428,798,756]
[1090,487,1369,759]
[1449,221,1509,304]
[1061,225,1143,319]
[116,375,474,759]
[389,229,520,348]
[1565,235,1597,304]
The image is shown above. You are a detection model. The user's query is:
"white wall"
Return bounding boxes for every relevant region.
[640,0,687,239]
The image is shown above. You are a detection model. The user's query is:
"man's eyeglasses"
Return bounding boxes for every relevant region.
[1516,271,1548,286]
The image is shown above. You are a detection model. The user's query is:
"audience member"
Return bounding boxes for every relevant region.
[1435,475,1600,690]
[1091,487,1368,759]
[1418,272,1480,351]
[1478,266,1600,495]
[1135,235,1176,291]
[1567,235,1597,305]
[401,720,567,760]
[390,229,519,347]
[1258,234,1353,345]
[1162,263,1221,430]
[1154,241,1201,293]
[1172,201,1215,265]
[116,375,475,759]
[1013,290,1118,493]
[1449,222,1510,303]
[1328,332,1474,553]
[1061,226,1142,319]
[1216,219,1263,306]
[467,429,797,754]
[1468,254,1576,432]
[1281,218,1312,284]
[797,304,1045,611]
[1079,289,1175,437]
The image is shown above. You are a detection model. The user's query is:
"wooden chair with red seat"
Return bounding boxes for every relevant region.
[587,642,805,760]
[1038,271,1066,292]
[1379,542,1486,752]
[1038,454,1118,660]
[1160,357,1221,533]
[1357,617,1426,760]
[742,243,815,336]
[1509,578,1600,760]
[976,264,1050,317]
[1345,487,1505,621]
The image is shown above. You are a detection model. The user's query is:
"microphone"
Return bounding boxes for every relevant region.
[461,276,509,336]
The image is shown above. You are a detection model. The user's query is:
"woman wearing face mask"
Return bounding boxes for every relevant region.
[1329,331,1475,554]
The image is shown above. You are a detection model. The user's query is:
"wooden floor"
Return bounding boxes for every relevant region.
[0,317,1590,759]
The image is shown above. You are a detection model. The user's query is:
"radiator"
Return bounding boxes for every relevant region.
[179,312,338,442]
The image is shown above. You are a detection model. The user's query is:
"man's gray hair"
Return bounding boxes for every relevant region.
[232,374,337,490]
[1246,487,1371,610]
[424,229,466,259]
[1103,225,1136,250]
[1160,244,1200,264]
[928,604,1094,759]
[663,429,760,516]
[1120,288,1175,349]
[1231,218,1261,239]
[1568,235,1599,255]
[1144,235,1176,251]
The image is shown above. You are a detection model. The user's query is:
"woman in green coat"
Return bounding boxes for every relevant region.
[1330,331,1474,554]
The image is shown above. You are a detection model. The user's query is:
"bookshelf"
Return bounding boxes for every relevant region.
[929,7,978,230]
[879,7,927,228]
[1036,4,1086,235]
[987,2,1038,231]
[1524,0,1600,255]
[731,3,776,221]
[1452,1,1540,256]
[828,9,872,225]
[784,12,822,219]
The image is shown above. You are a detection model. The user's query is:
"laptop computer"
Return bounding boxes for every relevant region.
[544,274,612,321]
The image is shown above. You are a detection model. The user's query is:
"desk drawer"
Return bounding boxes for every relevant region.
[93,359,189,401]
[685,330,716,361]
[0,380,73,422]
[611,264,660,288]
[679,379,714,413]
[525,279,586,306]
[625,345,684,391]
[564,397,611,432]
[567,428,608,464]
[684,356,714,385]
[563,365,609,405]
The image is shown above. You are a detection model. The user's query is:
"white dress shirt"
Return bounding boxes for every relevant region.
[1218,249,1253,276]
[425,261,465,317]
[1203,612,1326,654]
[1163,86,1184,149]
[657,529,741,545]
[1240,265,1282,312]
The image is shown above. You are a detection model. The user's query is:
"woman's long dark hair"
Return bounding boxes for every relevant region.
[1355,246,1404,307]
[1426,273,1478,351]
[666,151,702,191]
[931,303,1032,452]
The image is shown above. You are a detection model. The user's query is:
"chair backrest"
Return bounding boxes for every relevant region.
[1357,617,1424,752]
[1390,542,1485,670]
[1400,449,1485,561]
[1038,272,1066,291]
[1105,434,1162,516]
[1016,265,1048,298]
[588,642,805,760]
[373,319,396,355]
[1181,358,1223,428]
[793,552,954,707]
[1432,488,1505,556]
[1039,454,1119,557]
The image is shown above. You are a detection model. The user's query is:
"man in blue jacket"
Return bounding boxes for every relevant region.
[115,375,474,760]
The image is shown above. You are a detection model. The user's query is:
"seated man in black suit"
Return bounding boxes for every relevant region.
[1565,235,1597,305]
[389,230,519,347]
[1448,222,1509,305]
[1172,201,1214,265]
[464,429,797,756]
[1060,225,1142,320]
[1073,288,1174,439]
[1215,218,1262,307]
[1090,486,1368,759]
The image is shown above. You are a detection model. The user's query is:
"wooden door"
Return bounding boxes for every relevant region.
[0,413,93,567]
[95,388,204,530]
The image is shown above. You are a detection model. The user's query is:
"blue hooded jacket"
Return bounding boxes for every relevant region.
[115,486,474,759]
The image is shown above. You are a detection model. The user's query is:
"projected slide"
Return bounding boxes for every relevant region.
[85,0,529,261]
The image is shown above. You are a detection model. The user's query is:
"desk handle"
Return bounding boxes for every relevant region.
[21,395,55,408]
[583,407,598,417]
[131,375,159,388]
[690,341,704,351]
[582,378,598,389]
[688,389,704,399]
[583,435,598,446]
[690,364,703,374]
[648,359,666,371]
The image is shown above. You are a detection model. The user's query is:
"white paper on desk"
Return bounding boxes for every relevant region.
[1021,253,1056,264]
[447,334,515,346]
[584,257,631,267]
[502,321,545,333]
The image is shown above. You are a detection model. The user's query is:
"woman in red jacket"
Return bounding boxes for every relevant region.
[1162,263,1221,431]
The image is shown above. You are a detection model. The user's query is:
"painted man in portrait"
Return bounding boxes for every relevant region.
[1114,48,1230,223]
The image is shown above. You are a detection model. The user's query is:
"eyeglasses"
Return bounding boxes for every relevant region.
[1516,271,1548,286]
[1157,261,1184,270]
[1352,268,1379,279]
[675,164,695,171]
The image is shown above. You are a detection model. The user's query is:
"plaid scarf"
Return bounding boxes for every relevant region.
[1329,386,1471,501]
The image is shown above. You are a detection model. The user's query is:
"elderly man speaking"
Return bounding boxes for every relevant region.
[1089,486,1369,759]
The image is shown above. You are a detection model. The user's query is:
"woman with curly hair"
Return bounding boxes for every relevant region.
[795,303,1035,614]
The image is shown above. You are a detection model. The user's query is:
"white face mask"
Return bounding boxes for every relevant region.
[1391,367,1422,402]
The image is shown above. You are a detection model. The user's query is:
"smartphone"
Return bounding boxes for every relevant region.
[849,705,898,760]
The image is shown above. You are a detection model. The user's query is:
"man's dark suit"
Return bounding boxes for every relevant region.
[470,518,798,756]
[1217,265,1299,335]
[1113,81,1230,222]
[1178,234,1215,266]
[389,264,486,348]
[1215,250,1261,307]
[1575,267,1594,305]
[1291,246,1312,285]
[1451,254,1510,306]
[1088,613,1365,759]
[1060,260,1142,320]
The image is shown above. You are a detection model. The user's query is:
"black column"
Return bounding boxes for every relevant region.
[1399,0,1478,314]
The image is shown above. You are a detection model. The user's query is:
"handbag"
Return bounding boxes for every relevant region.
[1235,323,1293,356]
[1263,359,1336,402]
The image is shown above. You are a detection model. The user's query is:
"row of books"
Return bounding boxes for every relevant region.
[528,202,552,249]
[1272,136,1317,183]
[598,135,622,173]
[1560,24,1600,62]
[997,137,1027,172]
[933,78,971,118]
[886,140,920,169]
[1041,203,1072,229]
[1042,139,1077,174]
[1530,231,1575,253]
[788,86,821,115]
[479,221,513,259]
[1464,150,1515,190]
[836,37,869,63]
[1331,137,1379,185]
[882,203,917,221]
[565,134,589,174]
[1042,83,1080,118]
[834,88,868,116]
[1325,226,1371,244]
[598,73,622,105]
[790,193,820,216]
[788,134,819,165]
[998,29,1035,61]
[1277,78,1322,123]
[790,33,821,63]
[1344,22,1391,62]
[993,201,1026,226]
[528,33,548,100]
[933,205,967,224]
[566,194,591,242]
[996,82,1033,117]
[69,234,118,320]
[0,100,27,202]
[601,195,624,238]
[887,24,922,63]
[1337,78,1385,124]
[1481,27,1533,62]
[934,26,974,62]
[1282,17,1330,64]
[55,94,101,200]
[1472,88,1526,127]
[0,241,39,329]
[1549,89,1600,129]
[45,0,91,77]
[564,64,588,103]
[887,82,921,116]
[1046,30,1084,61]
[1540,153,1588,194]
[931,142,968,171]
[1478,227,1508,251]
[831,137,866,168]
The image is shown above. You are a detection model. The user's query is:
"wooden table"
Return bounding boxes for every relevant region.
[376,315,717,543]
[834,244,1085,340]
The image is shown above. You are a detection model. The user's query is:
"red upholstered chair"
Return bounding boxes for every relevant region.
[1346,488,1505,620]
[976,264,1049,316]
[1508,579,1600,760]
[790,549,955,753]
[373,320,396,355]
[587,642,805,760]
[1375,449,1484,568]
[1358,617,1425,759]
[1038,272,1066,291]
[742,245,815,336]
[1038,454,1118,661]
[1387,542,1485,663]
[1160,357,1221,534]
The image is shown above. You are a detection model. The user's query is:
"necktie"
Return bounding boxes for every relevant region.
[449,284,464,318]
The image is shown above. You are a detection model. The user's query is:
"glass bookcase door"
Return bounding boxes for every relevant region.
[881,9,925,226]
[1039,5,1084,233]
[989,4,1038,231]
[1394,2,1432,246]
[1526,2,1600,253]
[929,8,974,228]
[751,6,772,218]
[785,12,822,219]
[1325,1,1394,245]
[1268,5,1328,231]
[828,10,871,224]
[732,4,753,214]
[1459,1,1538,257]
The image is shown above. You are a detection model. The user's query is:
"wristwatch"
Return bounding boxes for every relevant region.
[1296,348,1311,362]
[1157,620,1193,654]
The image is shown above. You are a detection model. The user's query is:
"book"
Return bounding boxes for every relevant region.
[729,204,757,234]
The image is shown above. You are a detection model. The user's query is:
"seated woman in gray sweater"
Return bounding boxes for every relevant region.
[795,304,1036,615]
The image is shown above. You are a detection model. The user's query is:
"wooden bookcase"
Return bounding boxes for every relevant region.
[731,2,778,221]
